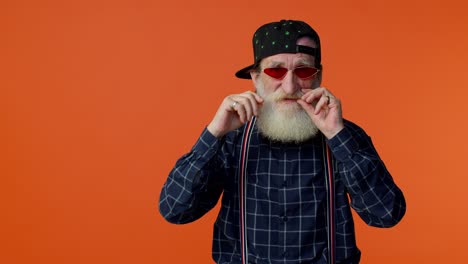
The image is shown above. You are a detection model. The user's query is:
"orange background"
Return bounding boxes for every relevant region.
[2,0,468,263]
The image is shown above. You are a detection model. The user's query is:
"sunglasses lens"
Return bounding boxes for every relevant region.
[263,68,288,79]
[264,67,319,79]
[294,67,318,79]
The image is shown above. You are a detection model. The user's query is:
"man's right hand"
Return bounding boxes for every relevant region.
[207,91,264,138]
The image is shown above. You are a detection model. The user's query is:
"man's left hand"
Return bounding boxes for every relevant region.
[297,87,344,139]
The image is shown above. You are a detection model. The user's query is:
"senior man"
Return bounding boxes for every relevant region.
[159,19,406,264]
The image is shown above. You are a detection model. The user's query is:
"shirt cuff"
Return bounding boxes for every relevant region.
[327,126,360,162]
[191,128,222,160]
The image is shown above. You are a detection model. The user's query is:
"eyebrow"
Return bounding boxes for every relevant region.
[267,61,284,68]
[295,59,313,67]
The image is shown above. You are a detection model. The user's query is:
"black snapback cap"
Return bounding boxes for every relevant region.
[235,19,322,79]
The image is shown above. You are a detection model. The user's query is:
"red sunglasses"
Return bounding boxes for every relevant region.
[263,67,320,80]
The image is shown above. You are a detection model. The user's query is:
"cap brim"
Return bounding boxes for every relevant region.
[235,64,254,79]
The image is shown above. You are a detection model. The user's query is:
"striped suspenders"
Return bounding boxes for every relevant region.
[239,117,256,264]
[323,135,336,264]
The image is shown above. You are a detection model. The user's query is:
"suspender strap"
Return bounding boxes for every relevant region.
[239,117,256,264]
[323,135,336,264]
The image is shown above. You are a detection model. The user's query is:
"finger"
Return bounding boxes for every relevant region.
[225,96,245,122]
[240,92,263,117]
[238,97,254,121]
[314,95,330,115]
[297,99,315,114]
[301,87,323,102]
[251,91,264,103]
[228,99,239,112]
[317,87,337,102]
[245,91,264,116]
[301,90,321,104]
[233,101,247,123]
[229,91,264,122]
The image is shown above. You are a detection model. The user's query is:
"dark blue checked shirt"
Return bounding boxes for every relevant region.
[159,120,406,264]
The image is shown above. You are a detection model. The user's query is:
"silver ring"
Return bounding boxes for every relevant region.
[231,101,239,109]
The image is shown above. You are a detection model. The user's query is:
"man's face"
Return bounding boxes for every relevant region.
[250,37,321,101]
[249,37,322,143]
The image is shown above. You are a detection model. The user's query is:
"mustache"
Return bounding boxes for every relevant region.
[269,91,304,102]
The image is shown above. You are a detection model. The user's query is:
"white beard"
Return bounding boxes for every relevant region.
[256,83,319,143]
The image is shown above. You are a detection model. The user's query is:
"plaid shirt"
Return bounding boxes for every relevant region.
[159,120,406,264]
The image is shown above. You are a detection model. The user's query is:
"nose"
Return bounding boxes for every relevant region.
[281,70,300,95]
